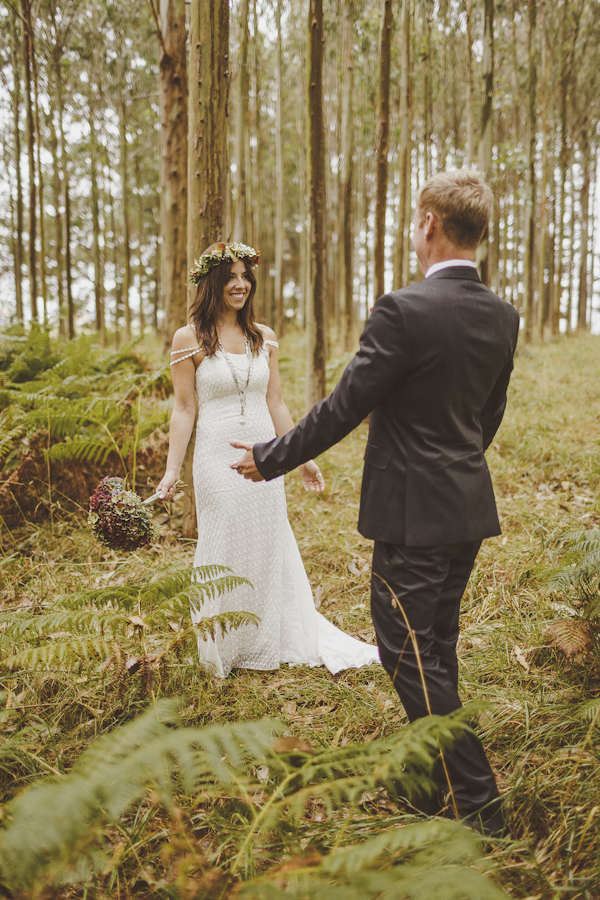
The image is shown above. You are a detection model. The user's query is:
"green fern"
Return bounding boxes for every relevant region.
[545,530,600,622]
[2,639,115,672]
[0,567,255,676]
[0,701,508,898]
[239,819,509,899]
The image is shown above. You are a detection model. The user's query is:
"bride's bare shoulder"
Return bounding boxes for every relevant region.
[171,324,200,351]
[256,323,277,343]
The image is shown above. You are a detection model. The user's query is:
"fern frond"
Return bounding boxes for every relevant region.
[577,699,600,723]
[0,703,279,892]
[2,609,130,641]
[48,437,114,466]
[545,618,596,659]
[546,529,600,598]
[0,725,45,763]
[192,611,260,640]
[0,424,26,463]
[321,819,480,877]
[55,586,141,611]
[2,639,114,671]
[254,709,473,835]
[239,860,509,900]
[239,819,509,900]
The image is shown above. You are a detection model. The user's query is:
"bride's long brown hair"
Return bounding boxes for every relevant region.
[188,244,264,356]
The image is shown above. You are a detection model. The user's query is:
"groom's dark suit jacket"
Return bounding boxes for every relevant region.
[255,266,520,547]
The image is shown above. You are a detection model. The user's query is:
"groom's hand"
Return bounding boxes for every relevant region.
[230,440,264,481]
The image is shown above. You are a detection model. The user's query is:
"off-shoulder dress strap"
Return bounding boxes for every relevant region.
[264,339,279,349]
[170,345,203,366]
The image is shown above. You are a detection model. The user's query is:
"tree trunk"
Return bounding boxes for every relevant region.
[577,127,591,332]
[233,0,250,243]
[119,83,132,342]
[31,35,48,326]
[48,4,65,336]
[274,0,285,335]
[306,0,326,410]
[251,0,261,254]
[186,0,230,537]
[552,3,582,335]
[65,174,74,338]
[477,0,494,287]
[21,0,38,322]
[340,0,354,351]
[393,0,411,289]
[10,9,24,323]
[89,84,104,342]
[523,0,536,343]
[135,153,145,334]
[373,0,393,303]
[465,0,475,165]
[537,7,549,340]
[159,0,189,344]
[422,3,432,179]
[188,0,230,264]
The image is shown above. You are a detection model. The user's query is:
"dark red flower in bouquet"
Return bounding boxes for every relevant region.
[88,477,159,552]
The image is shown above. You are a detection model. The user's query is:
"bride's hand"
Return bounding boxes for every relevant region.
[156,472,179,501]
[298,460,325,492]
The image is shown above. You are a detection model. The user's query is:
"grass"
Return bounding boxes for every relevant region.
[1,331,600,898]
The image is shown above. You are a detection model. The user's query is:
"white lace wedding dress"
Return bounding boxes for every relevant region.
[189,341,380,677]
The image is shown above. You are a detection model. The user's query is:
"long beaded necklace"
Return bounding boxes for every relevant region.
[218,335,253,419]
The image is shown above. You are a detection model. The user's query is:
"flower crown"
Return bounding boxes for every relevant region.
[188,242,260,284]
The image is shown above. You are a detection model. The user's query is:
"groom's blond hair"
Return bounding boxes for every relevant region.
[416,169,492,249]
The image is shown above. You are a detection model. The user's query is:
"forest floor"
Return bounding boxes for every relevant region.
[2,331,600,898]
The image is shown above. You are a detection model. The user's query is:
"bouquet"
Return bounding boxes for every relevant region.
[88,477,160,552]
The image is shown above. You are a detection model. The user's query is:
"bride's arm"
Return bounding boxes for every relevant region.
[262,326,324,492]
[157,328,201,500]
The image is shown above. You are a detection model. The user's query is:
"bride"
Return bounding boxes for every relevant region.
[157,241,380,677]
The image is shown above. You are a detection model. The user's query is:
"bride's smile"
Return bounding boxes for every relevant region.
[224,260,251,311]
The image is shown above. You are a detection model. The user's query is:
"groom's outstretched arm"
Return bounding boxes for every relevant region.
[254,293,410,480]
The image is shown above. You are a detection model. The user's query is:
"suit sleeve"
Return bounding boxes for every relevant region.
[480,312,520,451]
[254,293,410,480]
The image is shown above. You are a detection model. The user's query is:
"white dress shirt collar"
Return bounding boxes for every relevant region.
[425,258,478,279]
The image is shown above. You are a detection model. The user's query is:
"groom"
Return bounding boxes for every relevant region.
[232,169,520,834]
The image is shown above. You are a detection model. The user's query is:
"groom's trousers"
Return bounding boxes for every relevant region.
[370,539,504,830]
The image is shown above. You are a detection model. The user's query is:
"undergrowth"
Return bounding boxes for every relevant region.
[1,330,600,898]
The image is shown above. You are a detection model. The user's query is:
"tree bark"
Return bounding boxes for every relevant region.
[340,0,354,351]
[523,0,537,343]
[89,79,104,342]
[577,126,591,332]
[537,7,549,340]
[465,0,475,165]
[188,0,230,265]
[306,0,326,410]
[10,9,24,323]
[393,0,411,289]
[233,0,250,242]
[65,173,74,339]
[119,81,132,342]
[159,0,189,344]
[477,0,494,287]
[48,1,65,335]
[373,0,393,303]
[21,0,38,322]
[274,0,285,335]
[186,0,230,537]
[31,33,48,326]
[135,153,145,334]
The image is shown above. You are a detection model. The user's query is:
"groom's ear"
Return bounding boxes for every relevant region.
[424,211,438,239]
